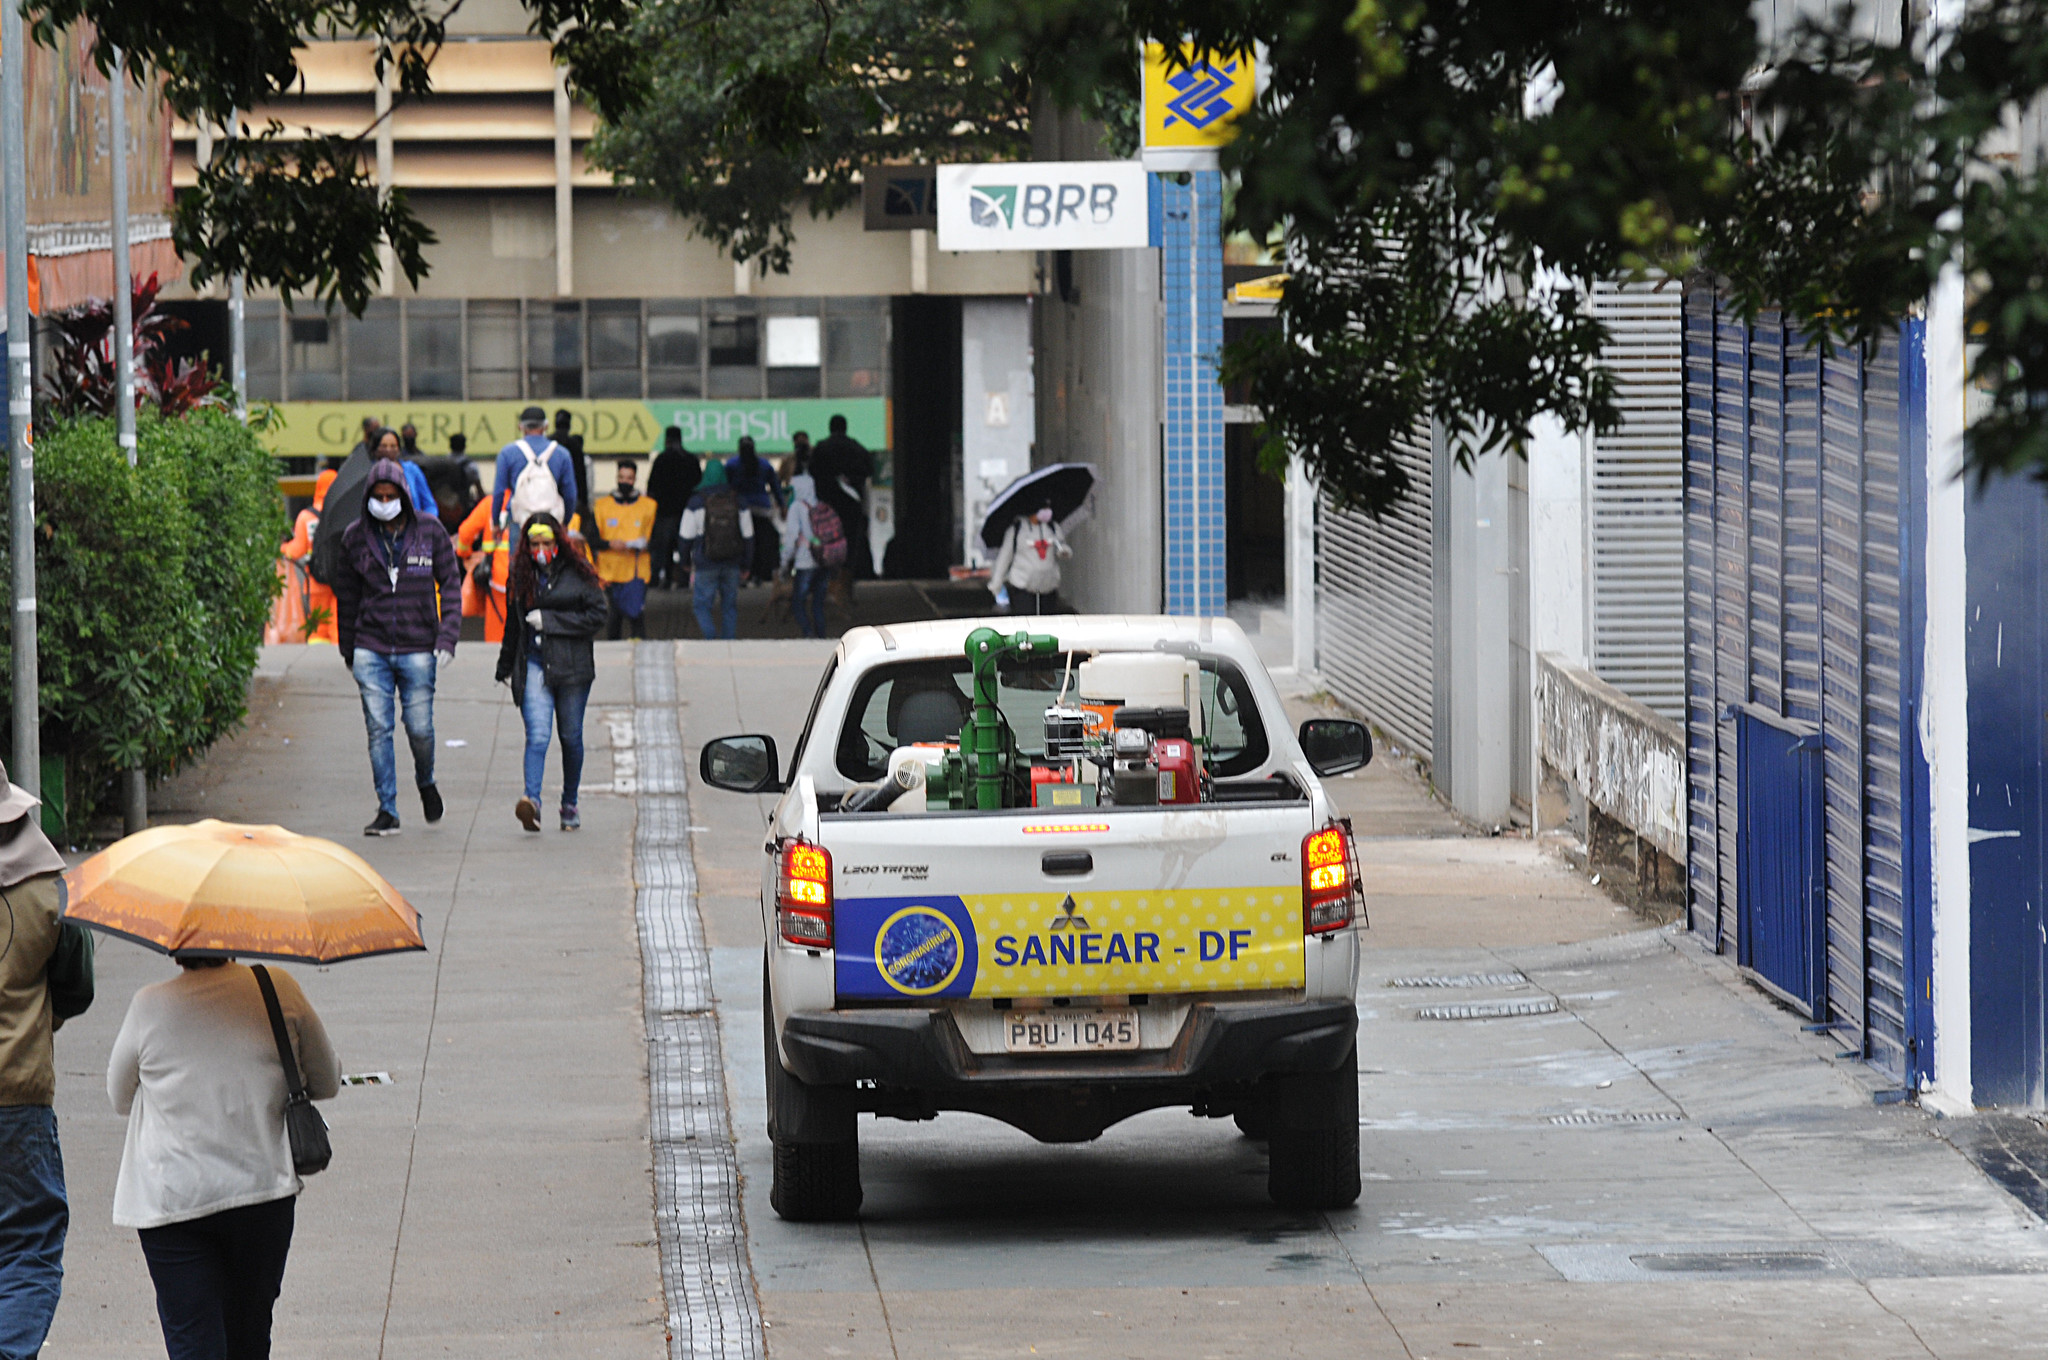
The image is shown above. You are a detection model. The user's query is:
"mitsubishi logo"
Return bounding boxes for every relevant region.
[1048,894,1090,931]
[1163,59,1242,131]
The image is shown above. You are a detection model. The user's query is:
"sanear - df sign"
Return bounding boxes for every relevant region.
[936,162,1151,252]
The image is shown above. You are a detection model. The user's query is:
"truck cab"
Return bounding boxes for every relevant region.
[699,616,1371,1219]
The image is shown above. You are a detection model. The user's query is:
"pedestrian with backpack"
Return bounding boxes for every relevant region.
[680,458,752,640]
[490,406,579,539]
[779,473,842,639]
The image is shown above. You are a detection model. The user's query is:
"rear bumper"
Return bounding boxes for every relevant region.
[779,998,1357,1092]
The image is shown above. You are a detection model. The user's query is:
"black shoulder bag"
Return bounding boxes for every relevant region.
[252,965,333,1176]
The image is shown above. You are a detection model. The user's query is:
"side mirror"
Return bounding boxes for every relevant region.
[1299,718,1371,777]
[699,734,783,794]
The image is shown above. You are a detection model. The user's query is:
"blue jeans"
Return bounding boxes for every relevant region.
[521,657,590,807]
[792,567,830,638]
[0,1105,66,1360]
[352,651,437,817]
[692,562,742,639]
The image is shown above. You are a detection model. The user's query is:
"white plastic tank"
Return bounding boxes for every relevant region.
[1076,653,1204,738]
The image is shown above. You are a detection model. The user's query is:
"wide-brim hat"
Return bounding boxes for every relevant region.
[0,759,42,822]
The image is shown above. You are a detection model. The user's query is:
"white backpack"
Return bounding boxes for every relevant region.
[507,439,566,528]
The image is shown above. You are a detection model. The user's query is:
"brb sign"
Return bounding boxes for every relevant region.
[936,161,1151,252]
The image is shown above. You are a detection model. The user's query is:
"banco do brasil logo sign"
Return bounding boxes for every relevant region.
[1163,58,1242,131]
[876,906,965,996]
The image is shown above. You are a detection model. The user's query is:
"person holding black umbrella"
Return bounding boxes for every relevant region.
[988,499,1072,615]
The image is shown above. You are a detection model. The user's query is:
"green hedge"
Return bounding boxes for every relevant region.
[0,411,283,832]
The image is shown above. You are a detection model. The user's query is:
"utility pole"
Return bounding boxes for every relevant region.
[3,0,39,799]
[227,113,246,417]
[112,49,146,833]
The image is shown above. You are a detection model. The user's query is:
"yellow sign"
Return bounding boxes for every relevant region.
[261,401,663,459]
[1142,43,1257,150]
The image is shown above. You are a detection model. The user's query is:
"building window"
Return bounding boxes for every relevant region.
[407,300,463,398]
[824,299,885,398]
[764,302,821,398]
[285,306,341,401]
[587,299,642,398]
[527,301,583,399]
[244,299,282,401]
[346,298,401,401]
[646,300,701,398]
[706,301,759,398]
[467,301,521,399]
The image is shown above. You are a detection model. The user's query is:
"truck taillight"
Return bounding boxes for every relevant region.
[1302,824,1357,933]
[778,841,833,946]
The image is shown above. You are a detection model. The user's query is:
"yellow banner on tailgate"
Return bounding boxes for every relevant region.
[833,887,1305,999]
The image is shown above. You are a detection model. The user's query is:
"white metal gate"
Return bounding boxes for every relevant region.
[1588,278,1686,721]
[1315,417,1435,757]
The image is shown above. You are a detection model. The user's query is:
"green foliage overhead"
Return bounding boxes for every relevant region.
[0,413,284,831]
[591,0,1033,271]
[32,0,642,316]
[971,0,2048,507]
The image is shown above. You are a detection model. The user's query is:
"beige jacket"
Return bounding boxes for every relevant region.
[0,874,64,1107]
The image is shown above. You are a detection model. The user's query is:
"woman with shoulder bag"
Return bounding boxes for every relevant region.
[107,956,338,1360]
[496,513,609,833]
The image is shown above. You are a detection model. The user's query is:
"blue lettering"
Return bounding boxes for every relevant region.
[1105,933,1132,964]
[1200,931,1225,961]
[1228,929,1253,961]
[993,936,1018,966]
[1136,933,1160,962]
[1050,933,1076,966]
[1021,936,1047,966]
[1080,934,1103,965]
[1022,183,1053,228]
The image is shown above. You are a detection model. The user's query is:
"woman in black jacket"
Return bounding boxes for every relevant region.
[496,513,609,832]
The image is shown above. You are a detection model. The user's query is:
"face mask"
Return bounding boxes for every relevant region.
[531,544,558,566]
[1034,507,1054,524]
[368,497,403,522]
[615,482,638,501]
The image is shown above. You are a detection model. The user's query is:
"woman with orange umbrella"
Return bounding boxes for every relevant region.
[65,820,421,1360]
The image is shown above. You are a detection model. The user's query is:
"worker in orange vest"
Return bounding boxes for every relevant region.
[280,468,340,644]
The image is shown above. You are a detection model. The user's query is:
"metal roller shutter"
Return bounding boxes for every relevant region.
[1682,288,1724,943]
[1315,416,1435,757]
[1589,280,1686,720]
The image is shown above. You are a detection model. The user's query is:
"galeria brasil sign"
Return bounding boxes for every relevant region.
[260,397,890,457]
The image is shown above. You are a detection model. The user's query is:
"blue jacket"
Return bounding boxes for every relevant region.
[400,459,435,516]
[491,434,579,524]
[723,455,782,512]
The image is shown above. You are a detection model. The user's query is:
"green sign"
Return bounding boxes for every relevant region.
[647,398,889,454]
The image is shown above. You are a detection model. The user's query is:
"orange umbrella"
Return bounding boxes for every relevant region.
[63,820,425,964]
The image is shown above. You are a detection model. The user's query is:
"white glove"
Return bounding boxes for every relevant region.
[627,537,649,551]
[436,649,455,671]
[993,587,1011,609]
[525,609,544,630]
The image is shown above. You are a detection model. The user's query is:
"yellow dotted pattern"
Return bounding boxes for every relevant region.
[961,889,1302,997]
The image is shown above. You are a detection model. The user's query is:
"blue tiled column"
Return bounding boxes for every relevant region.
[1159,170,1226,617]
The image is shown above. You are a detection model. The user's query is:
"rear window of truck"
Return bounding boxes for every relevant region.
[832,651,1269,783]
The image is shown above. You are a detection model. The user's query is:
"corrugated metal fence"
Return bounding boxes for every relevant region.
[1681,284,1932,1085]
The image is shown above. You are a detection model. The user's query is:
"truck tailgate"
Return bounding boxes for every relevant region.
[822,805,1319,1001]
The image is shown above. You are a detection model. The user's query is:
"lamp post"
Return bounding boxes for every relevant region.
[3,0,39,798]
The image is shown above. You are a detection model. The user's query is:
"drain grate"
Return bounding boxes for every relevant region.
[1416,998,1559,1021]
[1632,1251,1831,1275]
[1386,972,1528,989]
[1549,1110,1684,1126]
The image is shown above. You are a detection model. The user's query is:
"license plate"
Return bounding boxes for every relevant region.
[1003,1008,1140,1053]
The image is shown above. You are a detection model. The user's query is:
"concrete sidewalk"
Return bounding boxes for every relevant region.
[44,642,664,1360]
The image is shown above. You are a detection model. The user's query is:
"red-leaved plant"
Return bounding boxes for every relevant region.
[42,272,225,420]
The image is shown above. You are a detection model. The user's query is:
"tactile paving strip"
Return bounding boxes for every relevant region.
[1415,998,1560,1021]
[636,644,764,1360]
[1548,1110,1685,1125]
[1384,973,1528,989]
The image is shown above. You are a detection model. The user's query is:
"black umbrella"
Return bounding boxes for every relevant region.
[979,463,1097,549]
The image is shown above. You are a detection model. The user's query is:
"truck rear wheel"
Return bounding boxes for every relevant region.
[1265,1048,1361,1210]
[764,969,863,1221]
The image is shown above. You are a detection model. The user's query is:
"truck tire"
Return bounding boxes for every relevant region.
[1265,1048,1361,1210]
[1233,1105,1272,1141]
[764,968,863,1221]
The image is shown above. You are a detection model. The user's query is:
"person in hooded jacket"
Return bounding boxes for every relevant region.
[988,498,1072,616]
[680,458,752,640]
[332,459,463,836]
[495,514,608,833]
[645,427,699,589]
[280,469,339,644]
[778,473,832,639]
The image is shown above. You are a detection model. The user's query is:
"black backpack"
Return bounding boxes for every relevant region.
[702,487,745,563]
[309,448,371,586]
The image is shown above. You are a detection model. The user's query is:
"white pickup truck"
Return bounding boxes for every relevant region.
[698,616,1372,1220]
